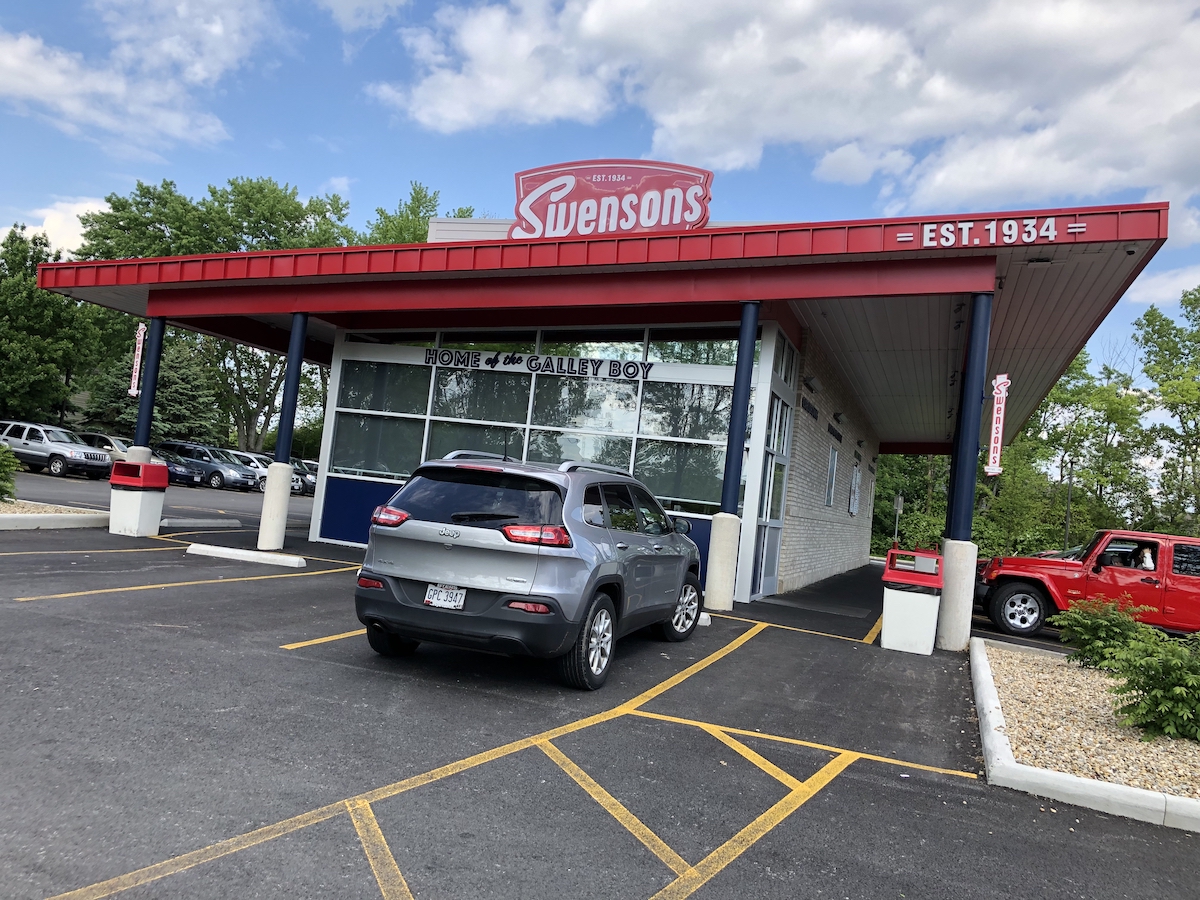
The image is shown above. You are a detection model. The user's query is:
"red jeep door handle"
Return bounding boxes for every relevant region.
[1140,577,1160,585]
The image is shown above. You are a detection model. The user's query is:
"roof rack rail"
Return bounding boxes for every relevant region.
[441,450,506,460]
[558,461,632,476]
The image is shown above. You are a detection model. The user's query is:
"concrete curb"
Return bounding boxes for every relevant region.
[970,637,1200,832]
[0,512,110,530]
[186,543,306,568]
[160,518,243,529]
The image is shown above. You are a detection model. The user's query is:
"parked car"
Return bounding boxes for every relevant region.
[0,422,112,479]
[977,529,1200,636]
[355,457,703,690]
[291,457,317,495]
[154,448,206,486]
[155,441,258,491]
[79,432,136,462]
[226,450,306,494]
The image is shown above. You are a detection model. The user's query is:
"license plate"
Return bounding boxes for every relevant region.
[424,582,466,610]
[193,476,201,483]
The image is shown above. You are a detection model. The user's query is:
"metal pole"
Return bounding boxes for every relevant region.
[720,301,760,514]
[1064,458,1074,550]
[274,312,309,463]
[133,317,166,448]
[946,293,994,542]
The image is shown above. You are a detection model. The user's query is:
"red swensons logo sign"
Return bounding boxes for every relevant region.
[508,159,713,240]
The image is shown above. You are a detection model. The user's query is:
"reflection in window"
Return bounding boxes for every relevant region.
[439,331,536,354]
[432,369,531,423]
[770,460,786,519]
[330,413,424,480]
[527,430,632,469]
[582,486,605,527]
[634,440,725,510]
[532,375,638,432]
[602,485,638,532]
[647,327,753,365]
[426,421,524,461]
[632,486,671,535]
[825,447,838,507]
[639,383,733,441]
[1174,544,1200,577]
[540,329,645,361]
[338,361,431,414]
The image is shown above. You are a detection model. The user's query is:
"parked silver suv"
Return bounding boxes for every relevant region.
[354,457,703,689]
[0,422,112,479]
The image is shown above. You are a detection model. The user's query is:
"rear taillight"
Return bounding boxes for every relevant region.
[508,600,553,614]
[371,505,410,527]
[357,576,384,590]
[500,524,572,547]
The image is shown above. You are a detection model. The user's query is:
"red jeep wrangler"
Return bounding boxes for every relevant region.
[977,530,1200,636]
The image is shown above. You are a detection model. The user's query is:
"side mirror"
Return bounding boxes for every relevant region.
[672,517,692,535]
[1094,551,1115,571]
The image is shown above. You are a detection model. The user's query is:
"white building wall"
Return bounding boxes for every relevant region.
[777,331,879,592]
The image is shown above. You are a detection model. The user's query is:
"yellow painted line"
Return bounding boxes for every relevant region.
[15,565,358,602]
[0,547,184,557]
[862,615,884,644]
[538,740,690,876]
[282,628,367,650]
[629,710,977,779]
[700,726,805,791]
[651,753,857,900]
[46,626,758,899]
[46,803,345,900]
[708,612,864,643]
[346,800,415,900]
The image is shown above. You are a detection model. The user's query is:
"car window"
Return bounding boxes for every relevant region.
[27,428,44,443]
[631,486,671,536]
[1173,544,1200,578]
[4,425,25,439]
[1104,538,1158,570]
[582,486,605,527]
[392,467,564,529]
[110,438,129,451]
[45,428,84,444]
[602,485,638,533]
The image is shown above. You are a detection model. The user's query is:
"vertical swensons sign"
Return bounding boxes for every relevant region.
[129,322,146,397]
[984,373,1011,476]
[508,159,714,240]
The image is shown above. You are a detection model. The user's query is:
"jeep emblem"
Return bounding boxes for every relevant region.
[439,526,461,539]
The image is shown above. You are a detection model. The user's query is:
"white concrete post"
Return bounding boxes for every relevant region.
[937,538,978,651]
[257,462,293,551]
[126,446,152,464]
[705,512,741,611]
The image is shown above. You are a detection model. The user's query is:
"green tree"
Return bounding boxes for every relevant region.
[361,182,474,245]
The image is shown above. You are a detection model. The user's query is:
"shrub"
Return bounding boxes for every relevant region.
[1049,597,1155,669]
[0,444,17,501]
[1107,632,1200,741]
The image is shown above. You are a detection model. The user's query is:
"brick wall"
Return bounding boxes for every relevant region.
[775,331,880,593]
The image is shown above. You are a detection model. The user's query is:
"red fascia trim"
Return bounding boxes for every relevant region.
[146,258,997,319]
[322,302,748,332]
[879,442,953,455]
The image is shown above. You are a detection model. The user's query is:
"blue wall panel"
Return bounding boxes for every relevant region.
[319,477,399,545]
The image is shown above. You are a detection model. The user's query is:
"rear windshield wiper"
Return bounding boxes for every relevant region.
[450,512,521,523]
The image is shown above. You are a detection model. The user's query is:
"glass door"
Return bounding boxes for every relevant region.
[754,394,791,597]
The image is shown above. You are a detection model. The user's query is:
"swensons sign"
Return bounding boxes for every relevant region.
[508,159,713,240]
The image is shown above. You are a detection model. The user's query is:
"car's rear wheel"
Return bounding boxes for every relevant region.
[367,626,419,657]
[48,456,67,477]
[558,593,616,690]
[207,472,224,489]
[989,582,1049,636]
[657,573,702,642]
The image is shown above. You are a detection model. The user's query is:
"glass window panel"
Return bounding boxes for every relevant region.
[631,486,671,536]
[634,440,726,507]
[825,447,838,507]
[345,332,436,347]
[532,375,638,432]
[338,360,431,414]
[432,369,532,423]
[426,421,524,462]
[648,326,759,366]
[439,331,536,354]
[769,461,786,519]
[639,382,733,441]
[330,413,424,481]
[539,329,644,361]
[527,430,632,469]
[602,485,638,533]
[1173,544,1200,577]
[583,486,605,527]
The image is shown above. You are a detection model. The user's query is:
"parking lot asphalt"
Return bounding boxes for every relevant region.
[1,527,1195,899]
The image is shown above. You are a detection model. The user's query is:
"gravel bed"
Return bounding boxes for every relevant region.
[0,499,100,515]
[986,643,1200,799]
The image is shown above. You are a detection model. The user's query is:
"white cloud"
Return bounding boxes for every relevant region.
[321,176,353,195]
[314,0,408,31]
[383,0,1200,238]
[1126,265,1200,305]
[33,198,110,254]
[0,1,277,151]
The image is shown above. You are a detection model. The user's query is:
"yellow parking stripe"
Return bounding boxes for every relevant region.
[708,612,865,643]
[650,753,857,900]
[538,741,690,876]
[281,628,367,650]
[862,615,884,644]
[700,726,806,791]
[15,565,358,602]
[346,800,416,900]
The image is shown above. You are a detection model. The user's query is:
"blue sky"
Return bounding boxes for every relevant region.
[3,1,1199,368]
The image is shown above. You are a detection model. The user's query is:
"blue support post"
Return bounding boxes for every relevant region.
[133,317,166,448]
[274,313,309,464]
[720,302,760,514]
[946,293,993,541]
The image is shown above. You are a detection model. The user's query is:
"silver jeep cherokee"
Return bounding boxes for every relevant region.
[354,456,703,690]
